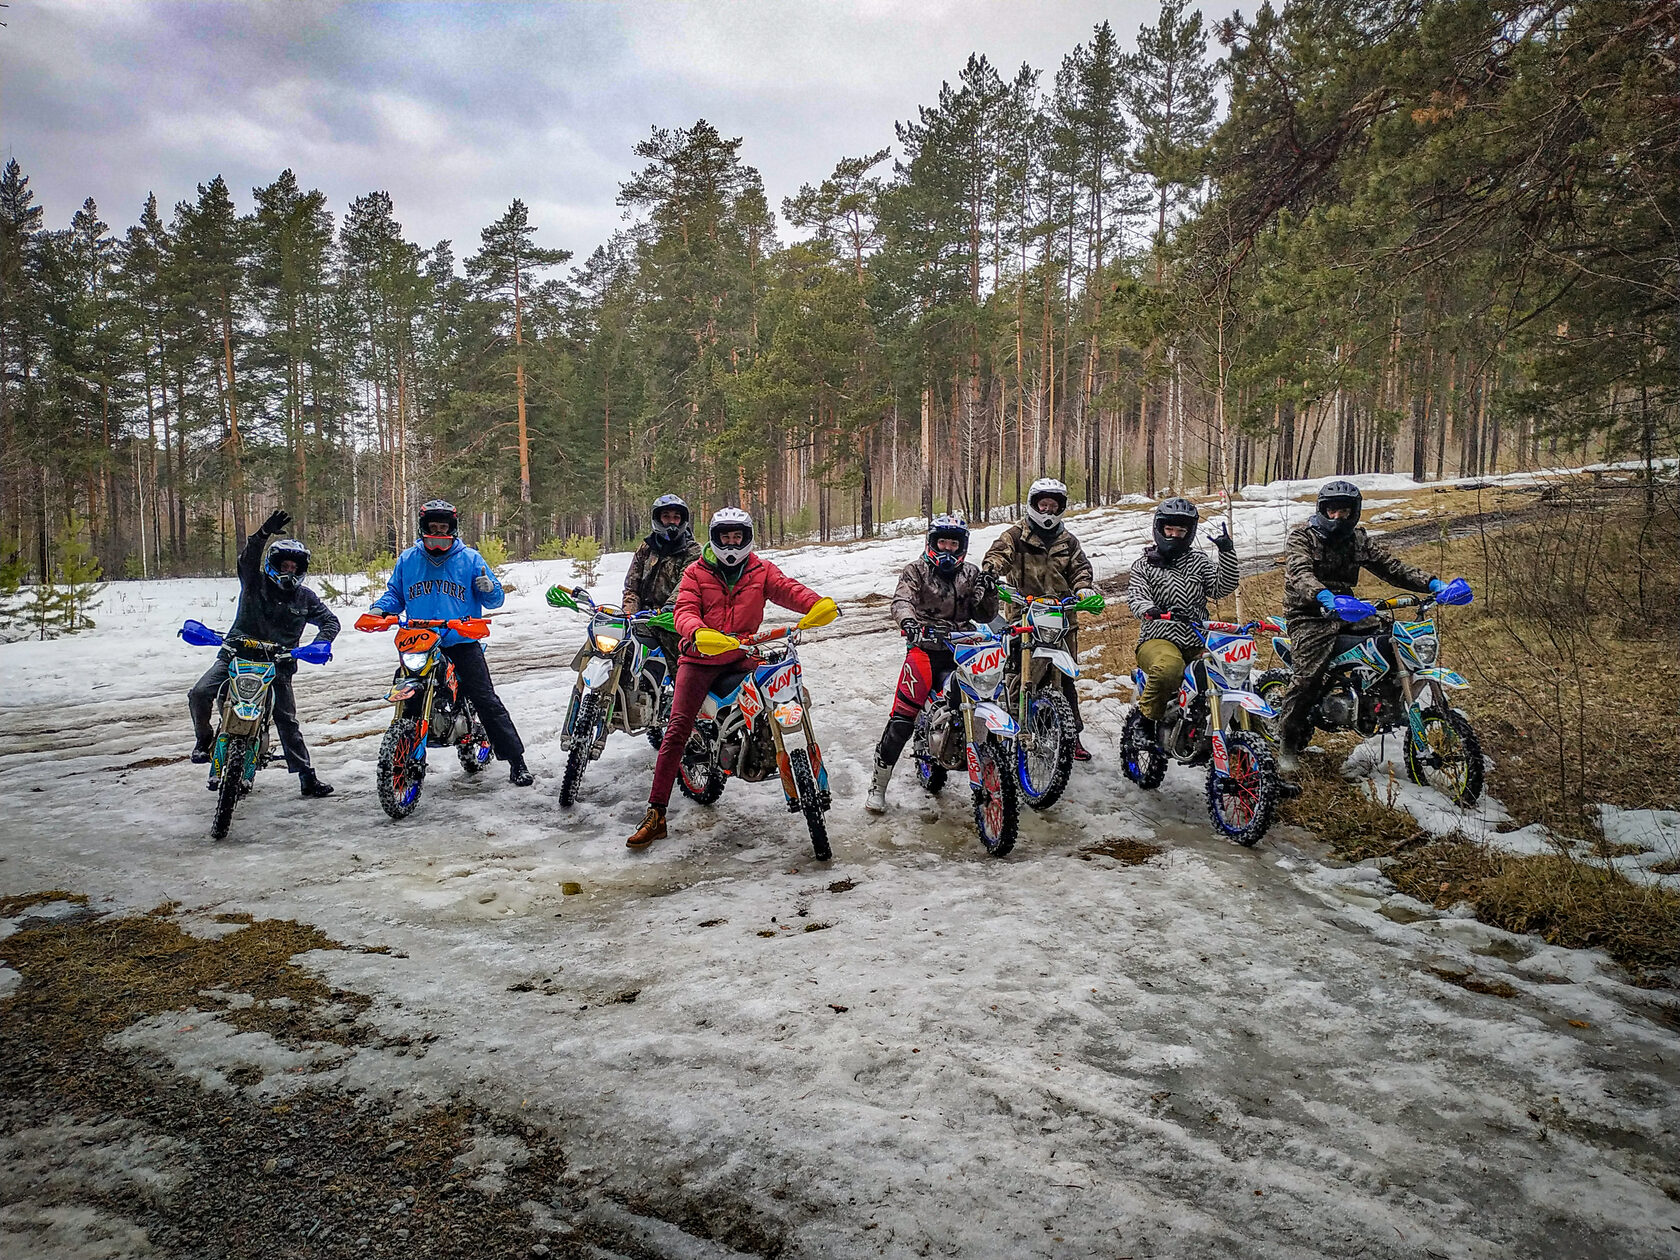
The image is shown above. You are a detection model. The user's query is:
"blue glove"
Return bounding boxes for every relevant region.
[1315,589,1338,616]
[474,573,495,594]
[1428,578,1445,594]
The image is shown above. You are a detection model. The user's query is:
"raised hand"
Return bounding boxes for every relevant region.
[261,509,292,536]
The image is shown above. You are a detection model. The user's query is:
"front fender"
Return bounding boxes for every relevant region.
[1413,667,1469,689]
[581,655,615,689]
[1035,647,1078,679]
[974,701,1018,736]
[1221,689,1276,718]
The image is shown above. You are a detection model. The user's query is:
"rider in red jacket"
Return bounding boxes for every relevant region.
[627,507,825,849]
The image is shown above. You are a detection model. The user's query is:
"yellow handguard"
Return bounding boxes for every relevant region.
[797,596,840,630]
[694,628,742,656]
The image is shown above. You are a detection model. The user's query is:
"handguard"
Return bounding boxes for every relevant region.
[545,585,578,610]
[355,612,395,633]
[694,628,741,656]
[797,596,840,629]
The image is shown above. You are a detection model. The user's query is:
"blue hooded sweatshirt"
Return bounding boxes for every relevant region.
[371,538,505,647]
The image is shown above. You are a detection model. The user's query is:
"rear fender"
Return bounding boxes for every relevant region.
[974,701,1018,736]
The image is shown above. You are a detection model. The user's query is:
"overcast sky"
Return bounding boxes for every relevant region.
[4,0,1162,261]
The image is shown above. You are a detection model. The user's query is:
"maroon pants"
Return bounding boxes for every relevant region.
[649,658,737,808]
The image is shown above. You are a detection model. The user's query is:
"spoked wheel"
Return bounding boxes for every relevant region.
[1252,668,1292,748]
[457,709,493,776]
[558,695,597,808]
[787,748,831,862]
[676,721,725,805]
[377,718,426,821]
[1119,708,1168,790]
[914,710,947,795]
[971,737,1018,857]
[1016,689,1075,810]
[210,734,248,841]
[1205,731,1278,847]
[649,684,673,749]
[1405,706,1484,807]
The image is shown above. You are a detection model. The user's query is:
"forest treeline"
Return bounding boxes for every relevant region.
[1,0,1673,579]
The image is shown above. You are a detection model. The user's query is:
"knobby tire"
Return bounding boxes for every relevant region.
[1017,688,1075,811]
[377,718,425,821]
[210,735,247,841]
[788,747,831,861]
[558,695,597,808]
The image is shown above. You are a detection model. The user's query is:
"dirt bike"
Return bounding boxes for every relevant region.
[1254,578,1482,806]
[996,587,1105,810]
[1119,615,1286,847]
[676,611,840,862]
[910,626,1022,857]
[355,613,494,820]
[545,585,676,807]
[179,619,332,840]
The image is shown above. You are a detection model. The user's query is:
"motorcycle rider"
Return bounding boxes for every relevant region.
[865,515,1000,814]
[1275,480,1445,772]
[981,477,1101,760]
[367,499,534,786]
[621,493,702,668]
[1125,498,1240,748]
[188,509,339,798]
[625,507,835,849]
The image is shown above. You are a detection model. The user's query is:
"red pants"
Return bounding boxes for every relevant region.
[876,647,955,767]
[648,658,737,808]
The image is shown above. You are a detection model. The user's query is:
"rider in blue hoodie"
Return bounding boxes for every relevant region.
[369,500,533,786]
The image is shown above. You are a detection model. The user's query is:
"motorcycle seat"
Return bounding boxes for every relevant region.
[1335,631,1391,653]
[707,668,752,701]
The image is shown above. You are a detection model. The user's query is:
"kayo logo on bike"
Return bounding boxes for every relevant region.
[765,662,800,701]
[967,644,1007,676]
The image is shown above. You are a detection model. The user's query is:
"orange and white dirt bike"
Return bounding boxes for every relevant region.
[356,613,494,820]
[675,603,841,862]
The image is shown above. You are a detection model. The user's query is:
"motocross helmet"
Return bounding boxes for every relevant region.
[264,538,311,595]
[649,493,692,555]
[418,499,459,555]
[1151,497,1199,562]
[1026,477,1068,533]
[924,514,970,573]
[708,506,754,572]
[1311,480,1362,540]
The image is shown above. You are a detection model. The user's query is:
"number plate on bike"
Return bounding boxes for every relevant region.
[736,681,763,723]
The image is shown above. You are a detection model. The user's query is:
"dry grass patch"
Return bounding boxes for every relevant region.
[1078,837,1164,865]
[0,890,88,917]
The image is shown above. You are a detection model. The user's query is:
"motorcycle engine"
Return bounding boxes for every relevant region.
[1319,686,1360,729]
[926,708,963,768]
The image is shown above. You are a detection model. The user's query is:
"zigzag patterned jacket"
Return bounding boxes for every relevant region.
[1125,545,1241,652]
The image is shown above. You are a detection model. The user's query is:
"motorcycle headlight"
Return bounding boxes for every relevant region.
[1412,635,1438,666]
[400,651,431,671]
[594,633,621,653]
[971,661,1006,695]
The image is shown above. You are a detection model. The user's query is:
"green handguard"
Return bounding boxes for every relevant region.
[1075,593,1106,614]
[996,582,1020,605]
[647,609,676,632]
[546,585,577,610]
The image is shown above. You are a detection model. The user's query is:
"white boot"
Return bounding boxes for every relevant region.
[1275,746,1299,773]
[865,759,893,814]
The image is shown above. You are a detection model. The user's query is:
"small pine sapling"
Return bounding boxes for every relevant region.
[55,522,107,633]
[563,534,602,586]
[477,536,515,593]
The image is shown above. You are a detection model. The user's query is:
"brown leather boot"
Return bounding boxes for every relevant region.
[626,804,667,849]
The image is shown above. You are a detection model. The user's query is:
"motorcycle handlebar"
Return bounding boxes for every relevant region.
[355,614,491,639]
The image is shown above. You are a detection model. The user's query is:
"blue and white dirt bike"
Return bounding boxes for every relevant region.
[179,619,332,841]
[1254,578,1481,806]
[545,585,676,808]
[677,610,841,862]
[910,627,1022,857]
[1119,615,1285,847]
[997,587,1106,811]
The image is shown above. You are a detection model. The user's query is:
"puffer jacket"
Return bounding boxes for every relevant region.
[891,559,999,633]
[621,535,703,614]
[1282,522,1434,619]
[1126,545,1240,651]
[981,522,1094,598]
[672,549,821,666]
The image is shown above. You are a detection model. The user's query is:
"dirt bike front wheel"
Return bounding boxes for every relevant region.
[377,718,426,821]
[972,737,1018,857]
[1205,731,1278,847]
[210,734,248,841]
[558,695,598,808]
[1405,706,1483,807]
[787,747,831,861]
[1016,689,1075,810]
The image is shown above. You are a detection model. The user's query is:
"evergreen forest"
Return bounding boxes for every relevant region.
[1,0,1672,579]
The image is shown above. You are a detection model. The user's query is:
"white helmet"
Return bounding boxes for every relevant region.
[1026,477,1068,532]
[708,506,754,568]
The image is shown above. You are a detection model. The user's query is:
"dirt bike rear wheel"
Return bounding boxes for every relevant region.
[1119,708,1168,790]
[1252,668,1292,748]
[211,735,247,841]
[457,707,492,776]
[1205,731,1278,847]
[1405,706,1483,807]
[377,718,426,821]
[972,737,1018,857]
[558,695,597,808]
[788,748,831,861]
[914,711,947,795]
[676,722,725,805]
[1016,689,1075,810]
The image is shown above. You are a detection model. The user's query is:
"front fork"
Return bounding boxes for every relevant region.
[393,676,437,761]
[769,704,830,811]
[961,705,984,790]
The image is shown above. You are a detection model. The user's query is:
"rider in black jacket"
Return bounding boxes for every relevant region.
[188,510,340,797]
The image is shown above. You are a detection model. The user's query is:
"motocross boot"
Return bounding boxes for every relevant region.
[1071,736,1093,762]
[865,758,893,814]
[190,744,213,765]
[626,804,667,849]
[508,759,534,787]
[298,768,335,798]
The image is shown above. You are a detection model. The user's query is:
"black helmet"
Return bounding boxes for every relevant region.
[1312,480,1362,540]
[1152,497,1199,561]
[418,499,459,554]
[264,538,311,594]
[649,493,692,554]
[924,514,969,573]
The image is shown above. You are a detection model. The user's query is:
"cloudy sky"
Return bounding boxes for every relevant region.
[5,0,1160,258]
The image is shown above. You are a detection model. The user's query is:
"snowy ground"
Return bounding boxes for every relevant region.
[4,501,1679,1258]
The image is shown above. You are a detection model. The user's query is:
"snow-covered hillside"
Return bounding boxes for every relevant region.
[3,501,1678,1258]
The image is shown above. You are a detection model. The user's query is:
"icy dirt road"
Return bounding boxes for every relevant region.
[4,505,1679,1259]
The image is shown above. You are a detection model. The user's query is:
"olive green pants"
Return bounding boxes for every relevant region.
[1135,639,1204,721]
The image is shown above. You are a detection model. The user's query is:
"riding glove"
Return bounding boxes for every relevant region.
[1315,589,1339,616]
